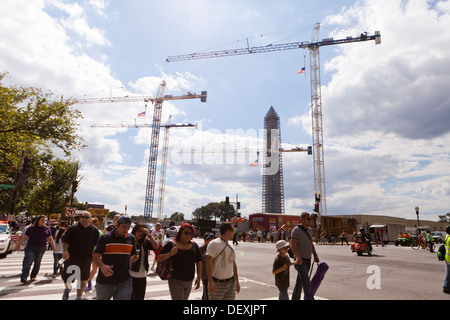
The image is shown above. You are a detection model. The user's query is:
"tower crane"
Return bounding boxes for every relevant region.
[157,115,173,220]
[167,23,381,222]
[75,81,207,220]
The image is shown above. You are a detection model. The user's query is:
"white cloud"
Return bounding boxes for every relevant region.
[323,0,450,140]
[2,0,449,221]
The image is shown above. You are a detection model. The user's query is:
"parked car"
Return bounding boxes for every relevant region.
[0,221,12,258]
[166,226,180,238]
[431,231,446,243]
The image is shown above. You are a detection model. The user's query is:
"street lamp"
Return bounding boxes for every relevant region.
[415,206,420,230]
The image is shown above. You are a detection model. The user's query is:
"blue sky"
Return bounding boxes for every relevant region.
[1,0,450,222]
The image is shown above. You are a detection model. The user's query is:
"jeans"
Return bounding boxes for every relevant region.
[444,261,450,291]
[292,258,314,300]
[278,287,289,300]
[96,278,132,300]
[53,252,63,275]
[21,246,46,281]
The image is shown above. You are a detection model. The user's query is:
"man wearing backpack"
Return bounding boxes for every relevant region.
[443,225,450,294]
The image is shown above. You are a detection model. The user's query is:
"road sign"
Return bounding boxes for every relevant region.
[65,207,75,217]
[0,184,15,190]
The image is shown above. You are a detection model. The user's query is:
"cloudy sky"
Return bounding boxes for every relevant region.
[1,0,449,222]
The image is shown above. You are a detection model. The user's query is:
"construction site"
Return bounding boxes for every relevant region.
[72,24,385,227]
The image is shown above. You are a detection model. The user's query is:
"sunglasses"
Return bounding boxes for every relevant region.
[183,231,194,236]
[80,216,91,219]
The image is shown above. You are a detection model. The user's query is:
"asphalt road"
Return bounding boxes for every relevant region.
[232,239,450,300]
[1,238,448,301]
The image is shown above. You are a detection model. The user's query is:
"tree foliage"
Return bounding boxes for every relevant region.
[192,201,236,221]
[0,72,86,215]
[438,213,450,224]
[170,212,185,222]
[23,158,80,215]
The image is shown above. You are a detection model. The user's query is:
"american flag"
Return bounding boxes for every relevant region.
[250,159,258,167]
[297,67,306,75]
[137,111,146,117]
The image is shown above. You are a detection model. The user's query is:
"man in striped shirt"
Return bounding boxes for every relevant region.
[94,216,138,300]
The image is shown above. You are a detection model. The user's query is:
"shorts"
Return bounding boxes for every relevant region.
[154,244,163,259]
[61,257,92,283]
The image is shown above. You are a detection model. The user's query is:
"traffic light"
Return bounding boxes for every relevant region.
[308,146,312,155]
[64,196,70,206]
[313,203,319,213]
[225,196,230,206]
[72,180,78,194]
[237,202,241,210]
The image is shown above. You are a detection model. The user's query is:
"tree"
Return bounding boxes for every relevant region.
[0,72,86,214]
[192,201,236,221]
[438,213,450,224]
[170,212,185,222]
[0,72,85,183]
[19,157,80,215]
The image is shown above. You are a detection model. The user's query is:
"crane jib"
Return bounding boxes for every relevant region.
[166,32,380,62]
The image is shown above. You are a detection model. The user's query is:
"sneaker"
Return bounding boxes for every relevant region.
[62,288,71,300]
[84,281,92,291]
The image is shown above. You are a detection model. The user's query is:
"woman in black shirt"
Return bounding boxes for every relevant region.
[130,223,159,300]
[158,223,202,300]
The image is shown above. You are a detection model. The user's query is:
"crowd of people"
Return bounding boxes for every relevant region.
[8,213,242,300]
[4,212,450,299]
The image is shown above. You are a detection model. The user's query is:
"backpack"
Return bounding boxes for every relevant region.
[437,244,445,261]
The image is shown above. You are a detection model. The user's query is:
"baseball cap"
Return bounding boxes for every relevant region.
[117,216,132,225]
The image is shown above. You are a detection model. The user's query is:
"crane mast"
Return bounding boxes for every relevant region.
[166,23,380,221]
[157,115,172,220]
[310,23,327,218]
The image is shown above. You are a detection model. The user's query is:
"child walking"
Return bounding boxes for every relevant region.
[272,240,295,300]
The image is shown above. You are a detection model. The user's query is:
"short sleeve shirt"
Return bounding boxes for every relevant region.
[206,238,236,280]
[25,226,52,247]
[151,229,165,245]
[273,255,291,288]
[160,241,202,281]
[94,229,136,284]
[291,226,313,259]
[62,223,99,259]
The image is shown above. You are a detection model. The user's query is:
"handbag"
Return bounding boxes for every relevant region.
[155,241,175,280]
[156,258,173,280]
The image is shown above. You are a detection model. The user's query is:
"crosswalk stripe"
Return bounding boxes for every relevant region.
[0,251,205,300]
[0,251,288,300]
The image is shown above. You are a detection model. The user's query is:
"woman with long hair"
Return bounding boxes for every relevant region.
[52,223,66,278]
[129,223,159,300]
[157,223,202,300]
[16,215,55,283]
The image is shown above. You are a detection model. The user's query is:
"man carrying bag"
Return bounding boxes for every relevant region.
[290,212,320,300]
